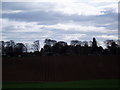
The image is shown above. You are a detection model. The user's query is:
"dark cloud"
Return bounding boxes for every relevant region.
[2,9,117,31]
[2,2,30,10]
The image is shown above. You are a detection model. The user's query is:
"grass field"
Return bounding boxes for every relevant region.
[2,79,120,88]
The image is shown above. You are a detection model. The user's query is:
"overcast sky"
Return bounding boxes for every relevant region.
[1,0,119,48]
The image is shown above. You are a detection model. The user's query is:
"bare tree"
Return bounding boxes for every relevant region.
[0,41,5,55]
[104,40,115,48]
[32,40,40,52]
[88,41,92,47]
[57,41,67,47]
[116,40,120,47]
[44,39,57,47]
[4,40,15,54]
[82,41,88,47]
[14,43,27,54]
[70,40,81,46]
[24,43,30,52]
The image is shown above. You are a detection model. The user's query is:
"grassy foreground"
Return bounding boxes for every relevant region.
[3,80,119,88]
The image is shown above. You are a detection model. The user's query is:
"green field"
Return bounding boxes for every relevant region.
[2,79,120,88]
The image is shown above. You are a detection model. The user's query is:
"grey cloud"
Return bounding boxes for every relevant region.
[2,2,118,46]
[2,2,30,10]
[2,8,117,30]
[2,10,64,24]
[2,2,55,11]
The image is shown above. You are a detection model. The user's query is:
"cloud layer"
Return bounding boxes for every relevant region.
[1,0,118,47]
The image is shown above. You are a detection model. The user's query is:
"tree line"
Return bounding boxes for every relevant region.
[0,37,120,57]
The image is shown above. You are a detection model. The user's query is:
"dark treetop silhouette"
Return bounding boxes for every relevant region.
[1,37,120,57]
